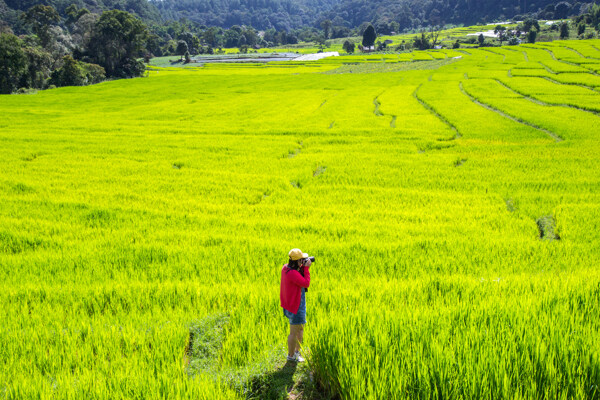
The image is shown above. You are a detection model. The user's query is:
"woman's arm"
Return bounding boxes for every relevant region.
[287,267,310,288]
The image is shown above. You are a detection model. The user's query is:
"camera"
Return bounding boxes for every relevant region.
[300,256,314,293]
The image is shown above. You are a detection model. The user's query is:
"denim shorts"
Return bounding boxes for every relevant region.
[283,289,306,325]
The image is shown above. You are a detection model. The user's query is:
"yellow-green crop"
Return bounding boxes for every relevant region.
[1,39,600,399]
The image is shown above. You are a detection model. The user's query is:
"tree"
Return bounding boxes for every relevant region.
[0,33,27,94]
[527,29,538,43]
[554,2,572,19]
[241,28,259,46]
[358,22,372,35]
[429,26,441,47]
[202,27,221,48]
[320,19,332,39]
[223,29,240,48]
[50,55,105,87]
[20,45,52,89]
[478,33,485,47]
[46,26,74,67]
[287,34,298,45]
[237,33,247,49]
[560,22,570,39]
[587,4,600,31]
[72,13,98,51]
[413,32,430,50]
[577,22,586,36]
[522,18,540,32]
[50,55,85,87]
[22,5,60,48]
[81,62,105,85]
[176,40,188,60]
[178,32,195,53]
[428,8,441,26]
[362,24,376,49]
[342,39,355,54]
[87,10,148,78]
[507,36,520,45]
[238,33,248,53]
[65,4,89,26]
[191,36,200,54]
[145,33,163,57]
[314,34,327,51]
[494,25,508,45]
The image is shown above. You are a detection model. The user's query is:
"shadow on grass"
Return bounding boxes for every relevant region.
[186,315,329,399]
[248,360,298,399]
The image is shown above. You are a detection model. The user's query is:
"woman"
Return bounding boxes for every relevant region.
[280,248,312,362]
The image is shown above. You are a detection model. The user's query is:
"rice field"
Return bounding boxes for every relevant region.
[1,39,600,399]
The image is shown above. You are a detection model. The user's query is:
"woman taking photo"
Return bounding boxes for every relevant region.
[280,248,312,362]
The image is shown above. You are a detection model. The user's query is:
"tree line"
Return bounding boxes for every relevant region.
[3,0,599,35]
[0,5,147,93]
[318,0,596,35]
[149,0,597,33]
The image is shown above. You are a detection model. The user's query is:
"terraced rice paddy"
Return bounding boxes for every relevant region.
[1,39,600,399]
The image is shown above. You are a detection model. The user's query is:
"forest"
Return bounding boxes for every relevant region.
[2,0,597,33]
[149,0,594,32]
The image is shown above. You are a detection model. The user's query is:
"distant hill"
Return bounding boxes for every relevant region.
[149,0,339,31]
[1,0,161,23]
[149,0,592,32]
[322,0,591,33]
[1,0,594,33]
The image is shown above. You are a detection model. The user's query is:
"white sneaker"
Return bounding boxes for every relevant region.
[286,352,305,362]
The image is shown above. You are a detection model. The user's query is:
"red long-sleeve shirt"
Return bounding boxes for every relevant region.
[280,264,310,314]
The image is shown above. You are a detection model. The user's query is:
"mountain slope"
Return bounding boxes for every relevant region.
[1,0,592,33]
[2,0,162,22]
[149,0,339,31]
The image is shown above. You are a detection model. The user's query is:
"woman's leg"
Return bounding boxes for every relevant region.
[295,324,304,353]
[288,324,303,357]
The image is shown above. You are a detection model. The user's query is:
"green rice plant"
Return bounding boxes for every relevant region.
[461,78,600,140]
[497,76,600,112]
[510,68,554,77]
[539,60,591,73]
[416,80,544,142]
[0,38,599,400]
[548,72,600,87]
